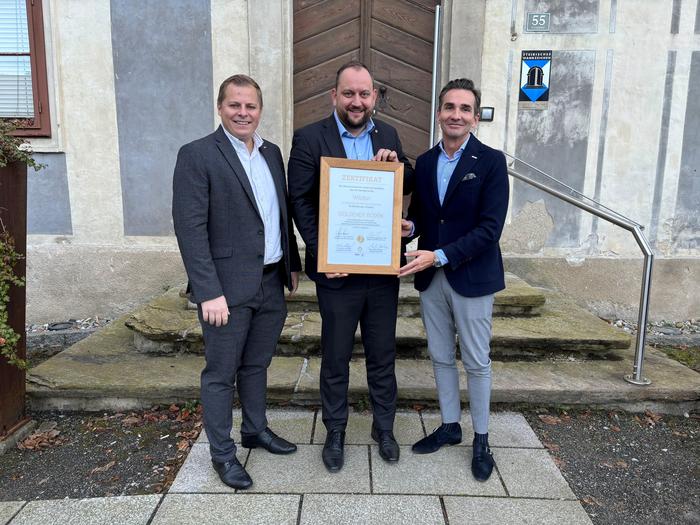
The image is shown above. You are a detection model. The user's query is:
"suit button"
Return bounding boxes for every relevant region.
[257,254,263,259]
[440,219,445,224]
[258,230,263,235]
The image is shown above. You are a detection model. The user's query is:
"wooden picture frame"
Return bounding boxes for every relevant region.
[318,156,404,275]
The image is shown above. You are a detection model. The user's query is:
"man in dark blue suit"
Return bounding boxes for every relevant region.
[399,78,509,482]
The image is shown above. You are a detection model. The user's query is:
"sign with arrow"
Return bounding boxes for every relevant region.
[519,50,552,110]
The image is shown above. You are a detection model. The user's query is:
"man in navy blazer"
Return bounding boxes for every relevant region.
[173,75,302,490]
[400,78,509,482]
[288,61,414,472]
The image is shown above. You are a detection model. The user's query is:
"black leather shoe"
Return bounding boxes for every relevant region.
[212,458,252,489]
[471,439,495,481]
[371,425,400,462]
[322,429,345,472]
[241,427,297,454]
[412,423,462,454]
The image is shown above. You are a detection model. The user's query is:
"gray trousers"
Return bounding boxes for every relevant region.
[419,269,494,434]
[199,269,287,463]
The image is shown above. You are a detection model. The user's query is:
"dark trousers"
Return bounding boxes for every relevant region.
[315,275,399,432]
[199,269,287,463]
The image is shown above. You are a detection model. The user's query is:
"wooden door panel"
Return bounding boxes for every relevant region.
[294,0,360,43]
[372,0,435,42]
[380,113,428,161]
[294,50,359,103]
[371,19,433,73]
[294,0,326,11]
[375,82,431,132]
[371,49,432,102]
[294,92,333,129]
[294,19,361,73]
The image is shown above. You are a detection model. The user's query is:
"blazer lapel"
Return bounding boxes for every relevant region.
[442,134,482,206]
[321,114,347,158]
[426,146,441,209]
[214,126,261,218]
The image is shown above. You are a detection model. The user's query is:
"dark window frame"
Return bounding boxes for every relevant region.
[0,0,51,137]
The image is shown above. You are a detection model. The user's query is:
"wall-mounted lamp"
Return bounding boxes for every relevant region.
[480,107,494,122]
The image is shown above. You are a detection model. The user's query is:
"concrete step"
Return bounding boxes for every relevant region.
[287,273,546,317]
[125,286,630,358]
[26,318,700,414]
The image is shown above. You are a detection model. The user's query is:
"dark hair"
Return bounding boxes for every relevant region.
[335,60,373,88]
[438,78,481,115]
[217,74,263,108]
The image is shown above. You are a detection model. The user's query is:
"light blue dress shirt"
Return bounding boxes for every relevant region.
[333,111,376,161]
[433,135,470,266]
[222,127,282,264]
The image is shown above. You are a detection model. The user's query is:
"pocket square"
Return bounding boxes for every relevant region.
[461,173,477,182]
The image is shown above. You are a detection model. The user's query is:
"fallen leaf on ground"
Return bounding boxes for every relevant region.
[645,409,662,423]
[543,442,560,452]
[121,415,142,426]
[90,460,116,475]
[176,430,199,440]
[600,460,629,469]
[610,425,621,432]
[18,428,67,450]
[582,495,602,506]
[539,415,561,425]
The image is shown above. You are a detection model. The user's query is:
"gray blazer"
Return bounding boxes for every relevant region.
[173,126,301,307]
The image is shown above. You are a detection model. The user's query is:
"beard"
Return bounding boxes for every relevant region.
[336,105,372,132]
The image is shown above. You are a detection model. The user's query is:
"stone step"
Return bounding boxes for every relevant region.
[287,273,546,317]
[26,318,700,413]
[125,286,630,358]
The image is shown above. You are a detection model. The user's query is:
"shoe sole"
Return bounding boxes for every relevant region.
[411,442,461,455]
[240,443,298,455]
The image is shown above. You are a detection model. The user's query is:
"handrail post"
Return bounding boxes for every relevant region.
[625,227,653,385]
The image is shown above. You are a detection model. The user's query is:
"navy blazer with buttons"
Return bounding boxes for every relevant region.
[407,133,509,297]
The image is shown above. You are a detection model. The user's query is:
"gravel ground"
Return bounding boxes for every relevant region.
[525,408,700,525]
[0,405,201,501]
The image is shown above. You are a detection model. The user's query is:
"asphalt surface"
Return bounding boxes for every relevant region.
[525,408,700,525]
[0,406,201,501]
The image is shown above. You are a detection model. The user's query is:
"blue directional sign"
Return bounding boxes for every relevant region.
[519,50,552,108]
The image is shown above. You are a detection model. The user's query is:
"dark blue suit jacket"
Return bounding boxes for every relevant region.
[407,133,509,297]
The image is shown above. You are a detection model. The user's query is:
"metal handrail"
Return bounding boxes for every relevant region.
[504,152,653,385]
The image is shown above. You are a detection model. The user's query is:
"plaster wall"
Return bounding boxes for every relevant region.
[21,0,700,323]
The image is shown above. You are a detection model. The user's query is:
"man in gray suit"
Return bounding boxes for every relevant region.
[173,74,302,489]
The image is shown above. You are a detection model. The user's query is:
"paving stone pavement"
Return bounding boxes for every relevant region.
[1,409,592,525]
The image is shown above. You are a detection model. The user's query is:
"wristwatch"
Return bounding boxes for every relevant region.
[433,253,443,268]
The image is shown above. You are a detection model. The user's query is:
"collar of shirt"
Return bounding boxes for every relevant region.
[438,134,470,162]
[333,110,375,140]
[221,126,264,158]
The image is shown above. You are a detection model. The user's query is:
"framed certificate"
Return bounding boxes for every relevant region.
[318,156,404,275]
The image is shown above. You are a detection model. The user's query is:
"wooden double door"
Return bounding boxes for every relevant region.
[293,0,439,162]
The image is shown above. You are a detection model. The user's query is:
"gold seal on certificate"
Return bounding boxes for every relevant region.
[317,157,404,275]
